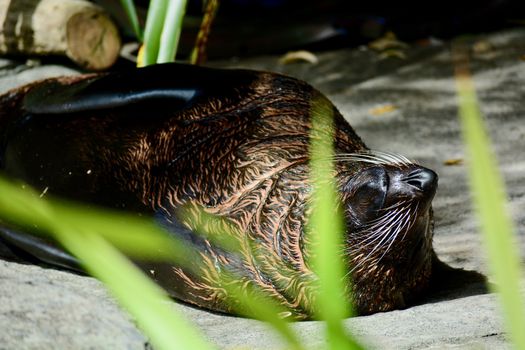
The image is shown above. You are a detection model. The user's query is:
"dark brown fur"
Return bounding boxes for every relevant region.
[0,64,438,319]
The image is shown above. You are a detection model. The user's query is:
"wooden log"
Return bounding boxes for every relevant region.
[0,0,121,70]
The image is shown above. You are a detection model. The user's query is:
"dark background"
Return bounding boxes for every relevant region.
[98,0,524,57]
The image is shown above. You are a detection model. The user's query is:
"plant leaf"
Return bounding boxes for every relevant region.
[119,0,144,41]
[454,44,525,350]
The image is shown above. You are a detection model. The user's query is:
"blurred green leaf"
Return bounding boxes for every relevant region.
[0,180,186,262]
[56,230,215,350]
[0,177,215,350]
[454,45,525,350]
[180,206,306,350]
[309,96,363,350]
[222,276,306,350]
[0,177,305,349]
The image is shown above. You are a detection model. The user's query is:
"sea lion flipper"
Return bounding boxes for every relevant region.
[22,75,198,115]
[0,227,81,271]
[22,64,223,115]
[23,64,207,114]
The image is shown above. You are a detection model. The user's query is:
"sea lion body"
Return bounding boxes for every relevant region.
[0,64,438,319]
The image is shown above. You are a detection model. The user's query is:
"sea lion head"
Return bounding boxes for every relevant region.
[336,151,438,314]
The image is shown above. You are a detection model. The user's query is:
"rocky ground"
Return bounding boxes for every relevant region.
[0,28,524,349]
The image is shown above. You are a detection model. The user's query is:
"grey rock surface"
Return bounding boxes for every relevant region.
[1,29,524,349]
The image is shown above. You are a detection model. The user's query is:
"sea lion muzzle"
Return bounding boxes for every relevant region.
[0,63,442,319]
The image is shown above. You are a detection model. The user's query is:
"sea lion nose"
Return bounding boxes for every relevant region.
[403,168,438,192]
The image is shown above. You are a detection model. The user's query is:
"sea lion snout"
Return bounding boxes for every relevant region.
[383,165,438,210]
[342,163,437,314]
[402,167,438,193]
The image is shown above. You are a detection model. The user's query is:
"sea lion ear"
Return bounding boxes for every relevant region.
[22,63,211,114]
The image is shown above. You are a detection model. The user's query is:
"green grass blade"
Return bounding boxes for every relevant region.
[119,0,143,41]
[309,96,363,350]
[454,46,525,350]
[0,177,215,350]
[0,177,303,349]
[0,181,185,261]
[157,0,187,63]
[55,230,215,350]
[141,0,169,66]
[222,278,306,350]
[178,206,306,350]
[53,201,186,261]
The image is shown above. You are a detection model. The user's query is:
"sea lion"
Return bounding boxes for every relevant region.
[0,63,439,319]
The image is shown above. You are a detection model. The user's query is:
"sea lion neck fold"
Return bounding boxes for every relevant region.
[0,63,441,319]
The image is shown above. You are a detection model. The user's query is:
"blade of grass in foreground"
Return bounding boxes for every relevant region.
[0,178,304,349]
[187,209,305,350]
[221,277,305,350]
[0,178,214,350]
[309,96,363,350]
[0,180,186,262]
[55,230,215,350]
[454,46,525,349]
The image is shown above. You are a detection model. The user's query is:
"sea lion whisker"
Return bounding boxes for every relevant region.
[398,153,413,165]
[344,151,394,165]
[371,151,399,165]
[370,150,413,166]
[356,217,402,257]
[335,158,384,165]
[386,205,416,247]
[354,212,404,247]
[333,150,413,167]
[332,152,391,163]
[332,153,381,161]
[386,153,407,166]
[371,207,412,263]
[375,205,418,265]
[360,208,405,237]
[350,225,394,274]
[364,201,409,226]
[348,238,385,273]
[376,221,405,264]
[347,202,414,275]
[377,200,409,213]
[399,203,419,242]
[332,155,386,165]
[339,153,390,162]
[367,202,406,226]
[358,205,413,254]
[353,219,393,243]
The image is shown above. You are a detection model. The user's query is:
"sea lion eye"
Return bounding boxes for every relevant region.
[344,166,388,225]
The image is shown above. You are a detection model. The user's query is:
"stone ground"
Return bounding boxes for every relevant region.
[0,28,524,349]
